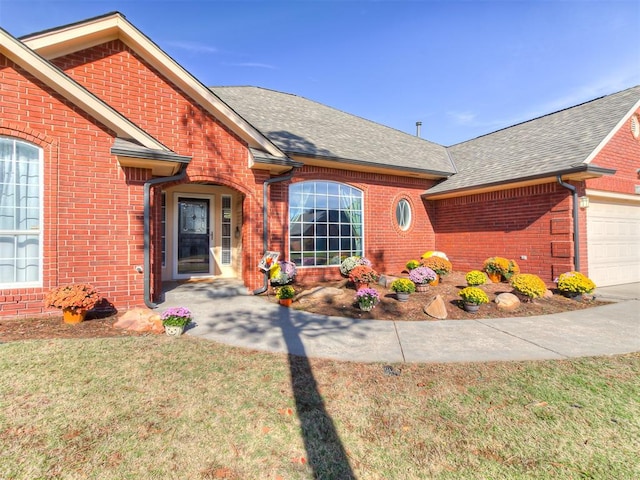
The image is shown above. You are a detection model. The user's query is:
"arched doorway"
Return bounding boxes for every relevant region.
[161,184,243,281]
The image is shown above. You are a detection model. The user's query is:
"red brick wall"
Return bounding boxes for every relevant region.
[52,41,269,294]
[586,108,640,194]
[52,41,249,169]
[432,183,575,283]
[267,166,438,284]
[0,55,148,318]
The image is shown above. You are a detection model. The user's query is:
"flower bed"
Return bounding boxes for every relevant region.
[288,271,609,321]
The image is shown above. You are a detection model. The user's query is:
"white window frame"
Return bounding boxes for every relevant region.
[396,198,412,231]
[220,194,232,266]
[289,181,364,268]
[0,137,43,289]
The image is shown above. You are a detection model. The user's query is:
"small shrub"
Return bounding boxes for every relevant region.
[405,259,421,271]
[409,266,437,285]
[275,285,295,300]
[420,256,453,276]
[349,265,379,284]
[161,306,192,327]
[339,256,371,277]
[390,278,416,294]
[269,260,297,285]
[355,288,380,309]
[483,257,520,279]
[458,287,490,305]
[465,270,487,286]
[44,284,101,311]
[557,271,596,294]
[510,273,547,300]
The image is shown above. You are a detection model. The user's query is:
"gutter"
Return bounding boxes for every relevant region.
[253,169,298,295]
[423,164,615,200]
[556,176,581,272]
[143,168,188,308]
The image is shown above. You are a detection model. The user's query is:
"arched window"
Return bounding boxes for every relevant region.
[396,198,412,231]
[0,137,42,287]
[289,181,363,267]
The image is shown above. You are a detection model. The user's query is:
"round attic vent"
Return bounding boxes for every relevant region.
[632,115,640,139]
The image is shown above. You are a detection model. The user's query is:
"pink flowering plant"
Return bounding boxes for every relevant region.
[270,260,297,285]
[355,288,380,310]
[44,283,101,312]
[161,306,193,327]
[339,256,371,277]
[409,266,437,285]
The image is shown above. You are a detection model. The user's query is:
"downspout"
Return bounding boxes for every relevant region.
[253,169,297,295]
[144,168,188,308]
[556,176,580,272]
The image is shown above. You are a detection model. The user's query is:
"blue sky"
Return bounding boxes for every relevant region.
[1,0,638,145]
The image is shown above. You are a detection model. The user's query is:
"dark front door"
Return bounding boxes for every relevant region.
[177,197,211,275]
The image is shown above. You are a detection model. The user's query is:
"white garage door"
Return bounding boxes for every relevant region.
[587,199,640,287]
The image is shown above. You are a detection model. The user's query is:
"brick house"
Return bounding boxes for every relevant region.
[1,12,638,318]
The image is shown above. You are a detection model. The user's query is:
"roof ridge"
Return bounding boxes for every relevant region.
[449,84,640,147]
[213,85,447,149]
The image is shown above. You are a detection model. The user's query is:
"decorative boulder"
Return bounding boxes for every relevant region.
[543,289,554,298]
[378,275,398,288]
[495,293,521,311]
[114,308,164,333]
[424,294,448,319]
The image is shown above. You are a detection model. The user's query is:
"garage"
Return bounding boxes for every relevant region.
[586,198,640,286]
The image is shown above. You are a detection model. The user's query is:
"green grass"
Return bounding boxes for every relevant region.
[1,336,638,479]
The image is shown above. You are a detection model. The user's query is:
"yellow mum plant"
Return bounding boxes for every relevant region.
[557,271,596,295]
[510,273,547,300]
[458,287,489,305]
[465,270,487,286]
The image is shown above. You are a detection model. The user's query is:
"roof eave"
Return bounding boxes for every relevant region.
[111,142,191,176]
[291,152,454,180]
[422,164,616,200]
[249,148,303,174]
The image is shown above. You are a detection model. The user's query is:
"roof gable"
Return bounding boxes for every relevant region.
[0,26,168,151]
[425,85,640,197]
[21,12,288,163]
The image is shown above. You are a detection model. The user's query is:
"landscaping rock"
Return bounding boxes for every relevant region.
[543,289,554,298]
[378,275,398,288]
[114,308,163,333]
[424,294,448,319]
[495,293,521,311]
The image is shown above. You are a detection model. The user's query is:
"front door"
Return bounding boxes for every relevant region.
[177,196,212,276]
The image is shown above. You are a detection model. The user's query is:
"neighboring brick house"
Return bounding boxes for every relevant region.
[1,12,638,318]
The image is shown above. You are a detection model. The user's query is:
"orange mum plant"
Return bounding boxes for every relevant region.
[420,256,453,276]
[44,284,101,312]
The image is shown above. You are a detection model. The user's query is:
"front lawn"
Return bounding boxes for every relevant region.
[1,336,638,479]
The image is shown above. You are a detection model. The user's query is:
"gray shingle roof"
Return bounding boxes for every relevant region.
[426,85,640,195]
[212,86,456,177]
[212,85,639,194]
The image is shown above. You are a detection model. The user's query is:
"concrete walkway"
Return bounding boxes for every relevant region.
[159,281,640,363]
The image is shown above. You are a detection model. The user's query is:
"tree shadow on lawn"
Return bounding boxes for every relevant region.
[194,295,361,478]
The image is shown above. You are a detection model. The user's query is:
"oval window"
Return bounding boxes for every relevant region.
[396,198,412,231]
